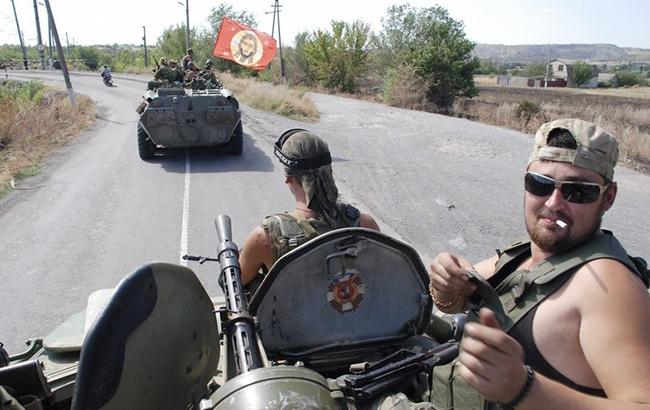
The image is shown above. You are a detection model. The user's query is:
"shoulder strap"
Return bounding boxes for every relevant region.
[262,212,321,262]
[493,236,531,274]
[472,231,645,334]
[337,202,361,227]
[629,255,650,288]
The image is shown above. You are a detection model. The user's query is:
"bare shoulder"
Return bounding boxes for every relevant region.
[239,225,274,285]
[573,258,649,300]
[244,225,271,249]
[572,258,650,401]
[359,212,380,231]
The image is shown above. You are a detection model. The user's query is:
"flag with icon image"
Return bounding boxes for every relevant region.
[212,17,277,71]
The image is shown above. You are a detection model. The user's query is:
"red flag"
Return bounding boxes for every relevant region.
[212,17,277,71]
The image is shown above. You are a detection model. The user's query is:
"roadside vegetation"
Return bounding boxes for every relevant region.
[219,72,318,121]
[0,80,95,197]
[453,86,650,171]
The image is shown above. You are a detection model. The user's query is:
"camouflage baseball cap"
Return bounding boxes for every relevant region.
[529,118,619,180]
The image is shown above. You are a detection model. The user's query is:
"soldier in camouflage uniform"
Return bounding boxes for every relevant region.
[168,59,184,84]
[201,59,222,88]
[147,57,177,90]
[238,129,380,287]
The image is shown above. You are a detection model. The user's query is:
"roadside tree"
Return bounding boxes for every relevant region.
[571,60,595,87]
[521,62,546,79]
[375,4,479,112]
[300,20,371,93]
[157,25,196,64]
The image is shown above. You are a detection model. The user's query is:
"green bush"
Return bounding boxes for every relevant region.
[515,99,541,126]
[375,5,479,112]
[382,64,429,109]
[571,61,595,87]
[0,80,45,103]
[616,71,648,87]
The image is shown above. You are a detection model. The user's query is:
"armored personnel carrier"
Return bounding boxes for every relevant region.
[136,87,242,160]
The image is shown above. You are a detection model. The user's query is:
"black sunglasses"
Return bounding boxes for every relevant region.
[524,172,609,204]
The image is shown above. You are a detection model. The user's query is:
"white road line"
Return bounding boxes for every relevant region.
[179,149,190,265]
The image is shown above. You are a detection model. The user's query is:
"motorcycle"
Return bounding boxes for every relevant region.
[101,71,113,87]
[0,215,467,409]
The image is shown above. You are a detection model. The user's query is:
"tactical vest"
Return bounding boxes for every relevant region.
[430,230,649,410]
[262,202,361,263]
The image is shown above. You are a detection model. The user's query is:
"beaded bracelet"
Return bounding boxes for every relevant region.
[500,365,535,409]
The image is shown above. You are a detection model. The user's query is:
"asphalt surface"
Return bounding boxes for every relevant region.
[1,70,649,355]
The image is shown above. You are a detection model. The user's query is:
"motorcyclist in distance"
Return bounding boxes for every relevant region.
[100,65,112,79]
[100,65,113,86]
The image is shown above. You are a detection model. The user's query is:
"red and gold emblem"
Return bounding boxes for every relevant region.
[327,270,364,313]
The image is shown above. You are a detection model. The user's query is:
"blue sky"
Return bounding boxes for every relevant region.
[1,0,648,49]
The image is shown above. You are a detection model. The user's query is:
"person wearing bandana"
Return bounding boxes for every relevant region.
[238,129,380,287]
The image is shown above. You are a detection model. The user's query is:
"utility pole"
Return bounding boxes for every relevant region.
[544,44,551,88]
[142,26,149,67]
[177,1,190,50]
[65,32,69,53]
[43,0,76,106]
[48,16,53,64]
[33,0,46,70]
[273,0,285,78]
[185,0,190,50]
[10,0,29,69]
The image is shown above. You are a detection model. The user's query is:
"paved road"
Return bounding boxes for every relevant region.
[1,70,649,354]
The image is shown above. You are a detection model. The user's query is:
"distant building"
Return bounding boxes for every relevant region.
[548,59,598,88]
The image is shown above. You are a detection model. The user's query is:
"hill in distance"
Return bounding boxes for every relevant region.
[473,43,650,64]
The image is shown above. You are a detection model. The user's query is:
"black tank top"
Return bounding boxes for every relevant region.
[509,304,607,397]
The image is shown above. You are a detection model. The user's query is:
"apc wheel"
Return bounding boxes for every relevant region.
[226,121,243,155]
[137,123,155,160]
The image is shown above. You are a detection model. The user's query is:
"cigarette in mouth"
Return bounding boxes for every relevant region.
[556,220,568,228]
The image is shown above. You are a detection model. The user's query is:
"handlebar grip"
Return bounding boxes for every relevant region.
[215,215,232,243]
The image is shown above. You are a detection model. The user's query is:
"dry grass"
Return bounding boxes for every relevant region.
[219,72,319,122]
[0,85,96,196]
[453,86,650,171]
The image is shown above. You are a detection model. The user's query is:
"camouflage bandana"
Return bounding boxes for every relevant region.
[280,131,340,225]
[529,118,619,180]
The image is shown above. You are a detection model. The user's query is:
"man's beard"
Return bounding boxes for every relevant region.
[526,208,602,253]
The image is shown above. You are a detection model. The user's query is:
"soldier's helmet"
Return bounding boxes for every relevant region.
[205,59,214,68]
[160,57,168,66]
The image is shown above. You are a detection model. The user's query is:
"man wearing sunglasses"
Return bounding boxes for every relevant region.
[238,129,380,288]
[428,119,650,409]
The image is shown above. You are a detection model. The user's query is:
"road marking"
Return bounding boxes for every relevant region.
[180,149,190,265]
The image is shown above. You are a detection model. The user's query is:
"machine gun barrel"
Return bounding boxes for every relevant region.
[215,215,263,374]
